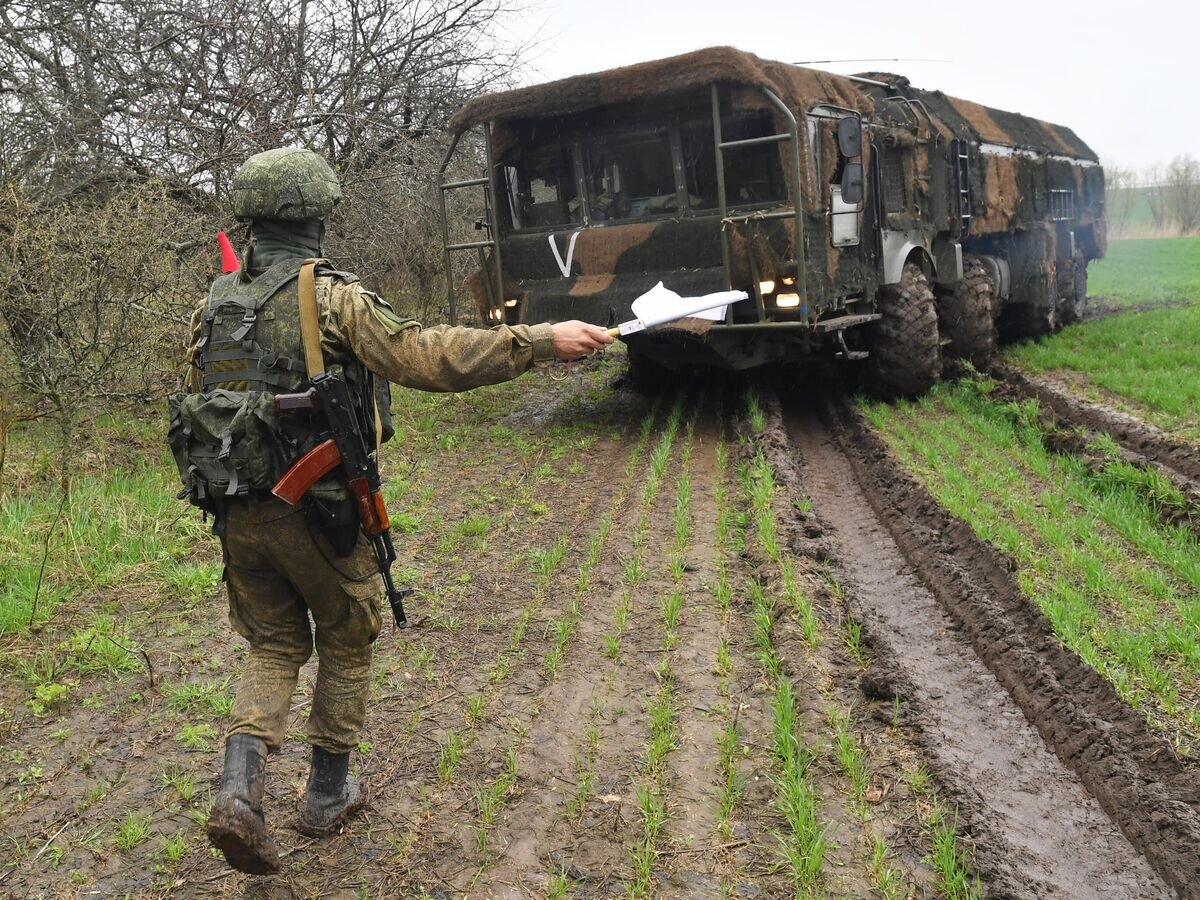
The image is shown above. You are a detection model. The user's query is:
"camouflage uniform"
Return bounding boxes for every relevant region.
[185,146,561,875]
[184,280,555,755]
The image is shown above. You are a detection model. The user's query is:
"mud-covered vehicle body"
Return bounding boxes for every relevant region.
[438,47,1104,392]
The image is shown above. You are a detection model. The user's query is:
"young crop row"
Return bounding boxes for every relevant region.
[543,398,663,680]
[606,397,686,663]
[862,379,1200,755]
[358,379,653,888]
[741,388,980,899]
[627,400,695,898]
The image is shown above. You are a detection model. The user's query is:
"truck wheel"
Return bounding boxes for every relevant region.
[938,255,997,367]
[870,262,942,398]
[998,266,1058,341]
[1056,250,1088,324]
[625,347,675,394]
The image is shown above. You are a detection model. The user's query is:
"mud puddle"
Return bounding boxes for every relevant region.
[779,399,1177,899]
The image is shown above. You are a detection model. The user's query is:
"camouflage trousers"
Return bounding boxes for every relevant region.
[219,496,383,755]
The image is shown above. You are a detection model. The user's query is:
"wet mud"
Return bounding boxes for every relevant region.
[774,392,1197,897]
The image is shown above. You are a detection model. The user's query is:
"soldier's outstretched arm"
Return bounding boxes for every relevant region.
[329,285,612,392]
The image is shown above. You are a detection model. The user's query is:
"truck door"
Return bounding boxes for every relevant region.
[808,110,867,299]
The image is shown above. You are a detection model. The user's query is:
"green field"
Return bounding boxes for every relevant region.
[1087,237,1200,305]
[1011,237,1200,438]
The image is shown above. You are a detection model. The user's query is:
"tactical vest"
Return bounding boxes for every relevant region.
[168,259,392,509]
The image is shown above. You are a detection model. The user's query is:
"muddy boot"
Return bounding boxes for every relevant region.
[206,734,280,875]
[296,746,364,837]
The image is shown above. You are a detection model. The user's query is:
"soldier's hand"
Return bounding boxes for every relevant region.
[550,321,614,361]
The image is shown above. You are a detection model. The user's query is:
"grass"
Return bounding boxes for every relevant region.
[169,679,233,718]
[0,414,222,636]
[161,832,188,866]
[176,723,218,752]
[715,720,743,839]
[113,812,153,851]
[829,706,869,814]
[607,397,685,661]
[473,747,518,855]
[625,406,698,898]
[1008,237,1200,439]
[1086,237,1200,306]
[1008,301,1200,439]
[928,803,982,900]
[868,835,907,900]
[160,766,199,804]
[863,379,1200,753]
[437,730,464,783]
[770,678,826,896]
[736,428,829,894]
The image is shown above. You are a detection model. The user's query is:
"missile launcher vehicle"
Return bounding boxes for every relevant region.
[438,46,1104,394]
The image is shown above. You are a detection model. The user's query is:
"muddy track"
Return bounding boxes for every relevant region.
[1082,297,1194,322]
[773,393,1197,897]
[992,361,1200,485]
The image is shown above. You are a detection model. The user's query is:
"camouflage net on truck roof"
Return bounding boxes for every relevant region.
[450,46,1096,162]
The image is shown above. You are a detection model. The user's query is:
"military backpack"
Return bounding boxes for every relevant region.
[168,259,392,514]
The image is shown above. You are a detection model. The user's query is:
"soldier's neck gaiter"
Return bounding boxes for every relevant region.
[247,218,324,271]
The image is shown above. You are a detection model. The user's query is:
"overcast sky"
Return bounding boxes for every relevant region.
[500,0,1194,172]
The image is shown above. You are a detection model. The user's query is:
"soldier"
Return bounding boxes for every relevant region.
[169,148,612,875]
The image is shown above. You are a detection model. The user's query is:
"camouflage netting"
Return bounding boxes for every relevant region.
[450,46,1097,162]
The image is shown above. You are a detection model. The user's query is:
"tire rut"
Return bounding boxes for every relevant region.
[781,401,1176,899]
[993,361,1200,485]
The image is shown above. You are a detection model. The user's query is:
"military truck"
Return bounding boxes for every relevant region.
[437,47,1104,394]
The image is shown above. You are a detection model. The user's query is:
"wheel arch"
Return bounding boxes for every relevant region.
[881,231,936,286]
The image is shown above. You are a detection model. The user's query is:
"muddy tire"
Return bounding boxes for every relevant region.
[999,266,1059,342]
[869,262,942,398]
[1056,250,1088,324]
[938,255,997,367]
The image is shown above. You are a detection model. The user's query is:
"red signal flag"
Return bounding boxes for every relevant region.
[217,230,240,273]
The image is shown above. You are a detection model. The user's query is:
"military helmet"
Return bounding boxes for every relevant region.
[231,148,342,221]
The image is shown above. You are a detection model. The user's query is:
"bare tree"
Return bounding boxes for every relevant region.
[0,0,530,481]
[0,0,527,203]
[1103,163,1139,238]
[0,181,207,487]
[1166,154,1200,235]
[1142,164,1169,234]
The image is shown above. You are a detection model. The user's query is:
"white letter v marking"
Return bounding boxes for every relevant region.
[548,230,581,279]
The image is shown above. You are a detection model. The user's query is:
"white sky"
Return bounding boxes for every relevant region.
[502,0,1195,172]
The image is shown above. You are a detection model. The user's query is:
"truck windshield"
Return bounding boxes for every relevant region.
[502,111,787,230]
[503,142,582,230]
[583,130,679,222]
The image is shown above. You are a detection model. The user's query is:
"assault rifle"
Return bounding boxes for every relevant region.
[271,372,410,628]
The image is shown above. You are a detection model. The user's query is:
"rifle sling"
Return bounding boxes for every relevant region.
[297,260,325,379]
[297,260,382,452]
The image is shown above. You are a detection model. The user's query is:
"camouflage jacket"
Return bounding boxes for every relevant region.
[185,273,556,393]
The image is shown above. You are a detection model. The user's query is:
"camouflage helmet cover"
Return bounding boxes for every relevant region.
[232,148,342,220]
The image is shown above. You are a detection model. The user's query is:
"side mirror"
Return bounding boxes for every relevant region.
[837,116,862,158]
[841,162,864,205]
